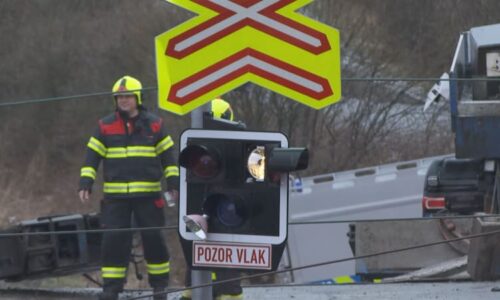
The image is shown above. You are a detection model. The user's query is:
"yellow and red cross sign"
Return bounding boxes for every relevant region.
[156,0,341,115]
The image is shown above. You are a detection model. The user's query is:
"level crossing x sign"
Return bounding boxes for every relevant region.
[155,0,341,115]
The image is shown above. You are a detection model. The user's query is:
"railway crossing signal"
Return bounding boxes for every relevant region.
[178,129,307,270]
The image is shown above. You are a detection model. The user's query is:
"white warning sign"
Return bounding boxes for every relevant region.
[192,242,272,270]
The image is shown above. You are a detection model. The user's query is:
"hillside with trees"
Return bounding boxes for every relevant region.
[1,0,500,288]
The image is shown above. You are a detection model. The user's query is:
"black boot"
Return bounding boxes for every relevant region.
[98,291,119,300]
[100,278,124,300]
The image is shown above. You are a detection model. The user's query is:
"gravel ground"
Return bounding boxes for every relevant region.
[1,282,500,300]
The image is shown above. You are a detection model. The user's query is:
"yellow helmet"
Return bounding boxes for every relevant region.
[211,98,234,121]
[112,75,143,105]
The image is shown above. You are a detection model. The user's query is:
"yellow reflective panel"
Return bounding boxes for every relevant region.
[104,181,161,193]
[147,261,170,275]
[101,267,127,278]
[128,181,162,193]
[103,182,128,193]
[88,137,107,156]
[156,136,174,154]
[164,165,179,178]
[106,147,127,158]
[333,275,355,284]
[156,0,342,115]
[106,146,157,158]
[80,167,97,180]
[127,146,156,157]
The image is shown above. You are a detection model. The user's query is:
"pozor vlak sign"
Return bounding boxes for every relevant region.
[193,242,272,270]
[156,0,342,115]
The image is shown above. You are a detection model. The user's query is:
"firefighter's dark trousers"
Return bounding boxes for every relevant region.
[100,197,170,294]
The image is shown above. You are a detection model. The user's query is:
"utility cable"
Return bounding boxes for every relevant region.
[1,77,499,107]
[128,227,500,299]
[288,213,500,225]
[342,77,500,82]
[0,213,499,238]
[1,226,497,298]
[0,224,178,238]
[0,87,157,107]
[0,213,497,298]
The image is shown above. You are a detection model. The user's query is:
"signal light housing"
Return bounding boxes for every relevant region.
[268,147,309,172]
[178,129,308,271]
[178,130,308,243]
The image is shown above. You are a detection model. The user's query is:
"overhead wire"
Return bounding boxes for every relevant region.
[0,213,498,238]
[0,224,178,238]
[1,77,499,107]
[1,216,497,297]
[127,227,500,300]
[0,87,157,107]
[288,213,500,225]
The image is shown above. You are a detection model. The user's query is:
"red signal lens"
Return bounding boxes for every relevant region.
[192,153,219,178]
[180,145,221,179]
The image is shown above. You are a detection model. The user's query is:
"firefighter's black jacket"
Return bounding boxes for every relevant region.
[79,110,179,199]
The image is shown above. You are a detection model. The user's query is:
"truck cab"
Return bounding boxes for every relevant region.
[424,24,500,216]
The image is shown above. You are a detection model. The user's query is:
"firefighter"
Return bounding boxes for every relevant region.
[78,75,179,300]
[211,97,234,121]
[181,98,243,300]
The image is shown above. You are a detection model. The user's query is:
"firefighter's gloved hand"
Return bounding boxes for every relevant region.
[79,189,91,204]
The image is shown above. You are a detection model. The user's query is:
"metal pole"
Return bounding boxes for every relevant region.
[191,103,209,129]
[494,161,500,214]
[191,102,213,300]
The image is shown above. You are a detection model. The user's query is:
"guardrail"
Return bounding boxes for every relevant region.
[295,154,454,195]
